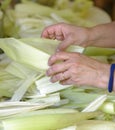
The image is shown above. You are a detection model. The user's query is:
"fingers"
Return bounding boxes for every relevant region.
[50,71,70,83]
[41,23,76,51]
[56,37,73,51]
[47,60,71,76]
[47,52,73,83]
[48,52,70,66]
[60,78,73,85]
[41,28,55,39]
[42,30,64,41]
[41,23,64,40]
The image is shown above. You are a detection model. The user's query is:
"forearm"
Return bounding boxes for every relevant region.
[89,22,115,48]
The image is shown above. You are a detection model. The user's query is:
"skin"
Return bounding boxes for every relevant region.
[41,22,115,91]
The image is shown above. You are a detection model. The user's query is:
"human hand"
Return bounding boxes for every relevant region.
[41,23,90,51]
[46,51,110,89]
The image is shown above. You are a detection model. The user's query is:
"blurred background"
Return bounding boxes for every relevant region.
[10,0,115,20]
[0,0,114,38]
[94,0,115,20]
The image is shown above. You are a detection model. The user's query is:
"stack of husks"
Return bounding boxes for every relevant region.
[0,0,115,130]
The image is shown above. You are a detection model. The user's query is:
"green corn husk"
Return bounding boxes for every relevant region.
[76,120,115,130]
[0,38,51,71]
[5,61,38,79]
[99,101,115,115]
[60,125,77,130]
[0,38,84,71]
[1,111,98,130]
[0,10,4,38]
[82,94,107,112]
[83,47,115,56]
[0,0,12,11]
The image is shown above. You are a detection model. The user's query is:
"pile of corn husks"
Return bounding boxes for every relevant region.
[0,0,115,130]
[0,0,112,38]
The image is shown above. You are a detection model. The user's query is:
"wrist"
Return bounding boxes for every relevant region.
[96,63,115,92]
[88,22,115,48]
[95,64,110,90]
[87,25,104,47]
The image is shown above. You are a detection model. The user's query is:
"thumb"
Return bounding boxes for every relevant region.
[56,38,73,52]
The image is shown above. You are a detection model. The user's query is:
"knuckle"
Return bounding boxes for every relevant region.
[48,66,56,75]
[55,74,60,80]
[53,74,60,81]
[50,66,56,73]
[70,62,79,69]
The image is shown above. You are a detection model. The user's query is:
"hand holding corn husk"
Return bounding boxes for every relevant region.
[41,22,115,90]
[46,51,110,89]
[41,23,90,51]
[41,22,115,50]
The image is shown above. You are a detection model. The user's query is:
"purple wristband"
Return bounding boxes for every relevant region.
[108,64,115,92]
